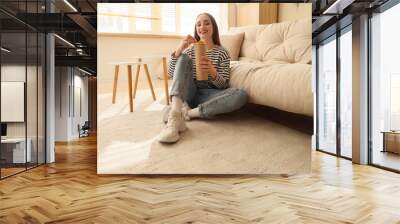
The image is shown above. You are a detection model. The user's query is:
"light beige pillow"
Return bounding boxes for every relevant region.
[220,32,244,61]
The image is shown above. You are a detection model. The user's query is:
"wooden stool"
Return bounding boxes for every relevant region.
[111,56,170,112]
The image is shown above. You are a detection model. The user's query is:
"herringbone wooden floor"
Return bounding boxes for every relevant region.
[1,135,400,223]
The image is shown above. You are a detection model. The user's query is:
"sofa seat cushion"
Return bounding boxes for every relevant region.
[230,62,313,116]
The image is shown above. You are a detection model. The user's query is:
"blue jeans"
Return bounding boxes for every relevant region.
[169,54,248,118]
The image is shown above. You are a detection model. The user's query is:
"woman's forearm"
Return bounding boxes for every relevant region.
[209,67,217,80]
[174,49,181,58]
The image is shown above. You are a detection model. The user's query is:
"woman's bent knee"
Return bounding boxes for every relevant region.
[173,54,192,79]
[222,88,248,111]
[231,88,248,107]
[176,53,191,64]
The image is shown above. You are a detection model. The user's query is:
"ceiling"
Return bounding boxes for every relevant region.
[312,0,391,43]
[1,0,394,74]
[0,0,97,74]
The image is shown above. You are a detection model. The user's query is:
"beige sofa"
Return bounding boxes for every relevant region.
[223,19,313,117]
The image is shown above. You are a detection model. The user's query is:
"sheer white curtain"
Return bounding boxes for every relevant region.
[98,3,225,35]
[161,4,176,33]
[98,4,129,33]
[135,4,151,32]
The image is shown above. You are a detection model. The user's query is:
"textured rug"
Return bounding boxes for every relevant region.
[98,88,311,174]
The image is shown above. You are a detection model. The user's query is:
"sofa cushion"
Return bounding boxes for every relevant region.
[237,57,263,63]
[230,62,313,116]
[227,19,312,116]
[256,19,311,64]
[229,25,265,61]
[220,32,244,61]
[229,19,311,64]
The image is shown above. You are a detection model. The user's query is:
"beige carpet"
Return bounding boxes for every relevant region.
[98,87,311,174]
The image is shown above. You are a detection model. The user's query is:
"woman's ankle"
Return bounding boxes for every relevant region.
[188,108,200,118]
[171,96,183,112]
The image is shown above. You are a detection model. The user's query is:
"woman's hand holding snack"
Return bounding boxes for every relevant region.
[174,35,196,57]
[199,56,217,80]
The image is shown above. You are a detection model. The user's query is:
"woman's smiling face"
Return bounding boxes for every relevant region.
[196,14,213,40]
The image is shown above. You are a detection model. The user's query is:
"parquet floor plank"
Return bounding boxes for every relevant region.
[1,135,400,223]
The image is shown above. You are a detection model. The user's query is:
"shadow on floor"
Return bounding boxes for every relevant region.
[244,103,313,135]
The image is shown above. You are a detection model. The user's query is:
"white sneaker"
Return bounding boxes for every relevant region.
[158,110,187,143]
[162,103,191,123]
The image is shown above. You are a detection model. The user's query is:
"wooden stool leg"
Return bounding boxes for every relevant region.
[112,65,119,104]
[133,64,141,99]
[127,65,134,112]
[143,64,156,101]
[162,57,170,105]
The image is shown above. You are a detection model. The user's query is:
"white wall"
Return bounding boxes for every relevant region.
[71,74,89,138]
[98,34,181,85]
[1,65,36,138]
[1,64,46,163]
[236,3,260,26]
[1,65,27,147]
[75,74,89,123]
[55,66,69,141]
[278,3,311,23]
[55,67,89,141]
[1,66,26,128]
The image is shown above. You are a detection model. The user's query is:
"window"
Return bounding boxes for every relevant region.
[135,4,151,32]
[371,2,400,171]
[339,27,352,158]
[98,4,130,33]
[317,36,337,155]
[0,2,46,179]
[316,26,353,159]
[390,74,400,130]
[161,4,176,33]
[97,3,225,35]
[179,4,221,35]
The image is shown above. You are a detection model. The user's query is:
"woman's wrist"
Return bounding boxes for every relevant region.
[174,49,182,57]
